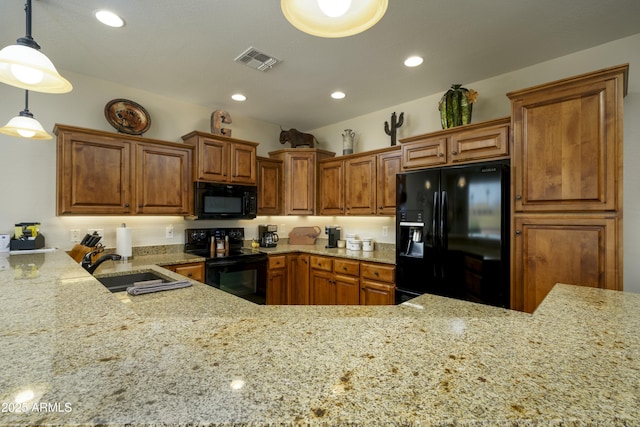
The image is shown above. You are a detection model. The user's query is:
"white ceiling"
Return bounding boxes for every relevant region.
[2,0,639,130]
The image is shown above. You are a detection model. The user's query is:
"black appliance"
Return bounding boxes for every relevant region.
[258,225,279,248]
[395,159,510,308]
[185,227,267,304]
[193,182,257,220]
[325,226,341,248]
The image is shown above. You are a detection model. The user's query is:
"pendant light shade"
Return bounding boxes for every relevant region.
[281,0,388,38]
[0,91,52,140]
[0,0,72,93]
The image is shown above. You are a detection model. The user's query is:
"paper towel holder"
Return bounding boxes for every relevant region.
[117,223,133,261]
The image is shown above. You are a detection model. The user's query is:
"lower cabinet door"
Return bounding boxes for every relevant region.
[360,279,395,305]
[310,270,335,305]
[267,268,288,305]
[513,215,619,313]
[335,274,360,305]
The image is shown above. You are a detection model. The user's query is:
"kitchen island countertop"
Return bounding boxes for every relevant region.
[1,249,638,426]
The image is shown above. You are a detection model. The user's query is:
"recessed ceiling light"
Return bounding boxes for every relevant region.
[331,91,346,99]
[232,94,247,101]
[95,10,124,28]
[404,56,423,67]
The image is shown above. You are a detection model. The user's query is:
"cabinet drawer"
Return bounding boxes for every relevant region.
[174,264,204,281]
[360,262,395,284]
[310,255,333,272]
[268,255,287,269]
[334,259,360,277]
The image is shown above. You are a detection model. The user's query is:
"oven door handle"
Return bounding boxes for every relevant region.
[207,260,241,268]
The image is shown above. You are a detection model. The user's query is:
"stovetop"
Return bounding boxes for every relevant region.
[184,227,265,260]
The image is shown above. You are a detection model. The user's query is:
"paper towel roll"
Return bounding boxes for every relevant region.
[116,226,132,259]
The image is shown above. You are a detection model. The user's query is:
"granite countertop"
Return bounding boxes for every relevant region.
[1,249,639,426]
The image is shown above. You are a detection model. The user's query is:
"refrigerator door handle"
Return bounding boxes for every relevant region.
[432,192,439,249]
[440,191,448,250]
[440,190,448,279]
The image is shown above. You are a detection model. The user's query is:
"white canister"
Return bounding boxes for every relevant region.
[362,237,374,252]
[347,239,362,251]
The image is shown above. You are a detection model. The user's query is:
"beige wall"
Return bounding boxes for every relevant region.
[0,33,638,291]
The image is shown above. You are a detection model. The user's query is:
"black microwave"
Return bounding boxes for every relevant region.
[194,182,257,220]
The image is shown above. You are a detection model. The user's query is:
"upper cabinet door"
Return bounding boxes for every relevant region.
[376,148,401,215]
[57,131,133,215]
[509,66,627,212]
[230,142,257,184]
[196,137,229,182]
[136,143,192,215]
[345,154,376,215]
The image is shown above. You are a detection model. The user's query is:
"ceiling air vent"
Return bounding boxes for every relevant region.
[234,47,280,71]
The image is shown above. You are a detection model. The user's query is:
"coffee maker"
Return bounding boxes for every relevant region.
[325,226,341,248]
[258,225,279,248]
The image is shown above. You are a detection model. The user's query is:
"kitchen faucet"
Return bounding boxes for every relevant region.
[81,250,122,274]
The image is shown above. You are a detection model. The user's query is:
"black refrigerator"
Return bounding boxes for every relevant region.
[395,159,510,308]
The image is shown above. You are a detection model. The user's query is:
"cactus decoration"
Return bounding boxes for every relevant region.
[438,84,478,129]
[384,111,404,146]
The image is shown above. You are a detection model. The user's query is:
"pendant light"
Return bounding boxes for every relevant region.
[0,0,72,93]
[281,0,388,38]
[0,91,52,140]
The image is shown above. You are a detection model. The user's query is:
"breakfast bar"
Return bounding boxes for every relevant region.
[1,249,638,426]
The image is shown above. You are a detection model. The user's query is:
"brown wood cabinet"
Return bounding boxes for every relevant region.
[288,253,310,305]
[267,252,395,306]
[267,255,288,305]
[257,156,283,215]
[135,143,192,214]
[55,125,192,216]
[345,154,377,215]
[309,255,360,305]
[317,158,345,215]
[317,146,400,216]
[508,64,627,312]
[360,262,395,305]
[269,148,335,215]
[162,261,204,282]
[399,117,509,170]
[376,148,402,215]
[181,131,258,185]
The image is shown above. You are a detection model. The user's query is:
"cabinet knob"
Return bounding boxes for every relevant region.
[374,271,379,276]
[124,203,130,208]
[451,150,458,155]
[515,230,522,235]
[515,195,522,201]
[438,152,444,157]
[187,273,193,277]
[138,204,143,208]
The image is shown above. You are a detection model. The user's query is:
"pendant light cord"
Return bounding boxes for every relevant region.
[18,0,41,50]
[20,91,35,118]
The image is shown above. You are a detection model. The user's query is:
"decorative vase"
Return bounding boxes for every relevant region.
[438,84,478,129]
[342,129,355,155]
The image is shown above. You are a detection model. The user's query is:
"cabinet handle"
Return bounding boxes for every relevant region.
[343,266,347,271]
[515,195,522,201]
[451,150,458,155]
[187,273,193,277]
[515,230,522,235]
[438,152,444,157]
[374,271,379,276]
[124,203,130,208]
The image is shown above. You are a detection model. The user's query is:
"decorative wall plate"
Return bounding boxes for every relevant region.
[104,98,151,135]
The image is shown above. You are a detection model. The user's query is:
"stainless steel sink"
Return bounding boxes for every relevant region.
[95,271,170,293]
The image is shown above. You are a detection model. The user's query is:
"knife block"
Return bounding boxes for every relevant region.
[68,244,102,264]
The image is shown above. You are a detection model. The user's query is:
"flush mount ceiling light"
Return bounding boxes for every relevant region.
[281,0,388,38]
[231,94,247,101]
[95,10,125,28]
[0,90,52,140]
[404,56,424,67]
[0,0,72,93]
[331,91,346,99]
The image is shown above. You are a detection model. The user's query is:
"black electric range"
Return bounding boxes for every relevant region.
[185,228,267,304]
